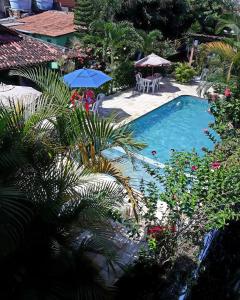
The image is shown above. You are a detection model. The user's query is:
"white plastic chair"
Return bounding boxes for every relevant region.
[138,77,146,92]
[135,73,143,91]
[90,93,105,114]
[157,76,163,91]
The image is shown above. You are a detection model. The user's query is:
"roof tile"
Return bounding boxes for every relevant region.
[0,25,84,70]
[12,11,76,37]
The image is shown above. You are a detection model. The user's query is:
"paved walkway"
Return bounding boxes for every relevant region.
[101,78,199,124]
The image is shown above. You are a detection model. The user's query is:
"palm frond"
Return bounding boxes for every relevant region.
[205,41,236,60]
[68,108,146,155]
[81,155,139,220]
[10,67,71,107]
[0,186,33,256]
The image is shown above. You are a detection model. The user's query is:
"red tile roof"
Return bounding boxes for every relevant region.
[0,25,84,70]
[12,11,75,37]
[58,0,75,8]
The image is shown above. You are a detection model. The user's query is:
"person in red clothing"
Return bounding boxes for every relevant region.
[69,90,82,108]
[84,89,95,112]
[85,89,95,100]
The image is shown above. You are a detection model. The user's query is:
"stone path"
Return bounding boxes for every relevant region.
[101,78,199,124]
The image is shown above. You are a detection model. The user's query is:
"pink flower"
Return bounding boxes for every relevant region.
[211,94,218,101]
[151,150,157,156]
[147,225,176,235]
[191,165,198,171]
[203,128,209,134]
[211,162,221,170]
[224,88,231,97]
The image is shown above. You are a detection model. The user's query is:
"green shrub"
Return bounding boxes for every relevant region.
[112,61,135,90]
[175,63,196,83]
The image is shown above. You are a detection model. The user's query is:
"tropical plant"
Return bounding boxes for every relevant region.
[111,60,135,89]
[207,85,240,132]
[9,67,146,217]
[0,97,130,299]
[138,29,163,55]
[74,0,95,35]
[175,62,196,83]
[93,0,123,21]
[204,41,240,82]
[85,21,143,71]
[216,13,240,40]
[116,139,240,299]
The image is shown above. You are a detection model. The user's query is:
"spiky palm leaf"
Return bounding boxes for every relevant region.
[0,186,33,256]
[67,108,146,155]
[10,67,72,107]
[0,81,135,299]
[0,99,60,256]
[8,67,146,218]
[138,29,163,54]
[204,41,240,82]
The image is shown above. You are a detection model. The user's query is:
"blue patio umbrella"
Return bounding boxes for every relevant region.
[63,68,112,88]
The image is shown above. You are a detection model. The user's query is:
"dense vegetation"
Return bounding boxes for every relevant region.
[72,0,239,90]
[1,0,240,299]
[0,67,145,299]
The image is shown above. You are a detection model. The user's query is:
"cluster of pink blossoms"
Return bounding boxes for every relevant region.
[147,225,176,235]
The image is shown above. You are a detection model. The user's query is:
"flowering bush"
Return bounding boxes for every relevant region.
[209,83,240,133]
[138,147,240,271]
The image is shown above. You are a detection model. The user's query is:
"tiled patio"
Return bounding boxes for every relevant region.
[101,77,199,124]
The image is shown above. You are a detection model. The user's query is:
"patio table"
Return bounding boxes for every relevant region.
[141,75,162,93]
[145,74,161,80]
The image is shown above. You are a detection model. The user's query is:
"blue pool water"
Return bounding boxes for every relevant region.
[103,95,218,189]
[132,95,216,162]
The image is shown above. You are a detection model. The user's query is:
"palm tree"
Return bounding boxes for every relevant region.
[204,41,240,82]
[10,67,146,217]
[203,10,240,83]
[138,29,163,55]
[0,98,130,299]
[85,21,143,70]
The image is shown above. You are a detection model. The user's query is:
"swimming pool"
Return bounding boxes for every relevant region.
[132,95,216,162]
[103,95,217,189]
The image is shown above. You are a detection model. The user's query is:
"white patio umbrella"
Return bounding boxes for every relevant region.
[135,53,171,67]
[135,53,171,76]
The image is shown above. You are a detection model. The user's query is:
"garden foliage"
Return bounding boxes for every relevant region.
[175,62,196,83]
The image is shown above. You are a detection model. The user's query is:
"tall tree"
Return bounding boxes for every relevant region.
[74,0,94,35]
[94,0,123,21]
[84,21,143,70]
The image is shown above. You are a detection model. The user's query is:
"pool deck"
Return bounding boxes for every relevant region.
[102,77,199,124]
